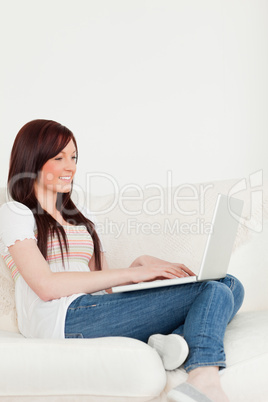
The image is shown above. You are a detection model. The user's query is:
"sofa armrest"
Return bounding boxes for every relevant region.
[0,334,166,400]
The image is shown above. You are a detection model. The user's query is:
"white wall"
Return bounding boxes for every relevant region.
[0,0,267,195]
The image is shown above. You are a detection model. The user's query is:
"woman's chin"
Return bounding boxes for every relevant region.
[57,183,72,193]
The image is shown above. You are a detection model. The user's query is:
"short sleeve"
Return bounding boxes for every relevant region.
[0,201,36,255]
[78,205,106,252]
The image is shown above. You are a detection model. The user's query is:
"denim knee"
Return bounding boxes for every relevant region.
[222,274,245,320]
[206,281,234,316]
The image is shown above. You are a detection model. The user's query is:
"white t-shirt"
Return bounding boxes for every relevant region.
[0,201,105,339]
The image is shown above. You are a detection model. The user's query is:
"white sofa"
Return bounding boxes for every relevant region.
[0,178,268,402]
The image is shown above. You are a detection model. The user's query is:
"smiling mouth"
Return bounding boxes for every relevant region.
[59,176,72,181]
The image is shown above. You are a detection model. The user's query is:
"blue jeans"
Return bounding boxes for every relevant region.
[64,274,244,372]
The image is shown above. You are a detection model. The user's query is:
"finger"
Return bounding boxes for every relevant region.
[160,271,186,279]
[163,266,190,278]
[176,264,195,276]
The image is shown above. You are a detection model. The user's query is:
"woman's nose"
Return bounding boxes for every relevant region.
[64,158,76,171]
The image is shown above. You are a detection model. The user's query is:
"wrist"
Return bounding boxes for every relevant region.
[139,255,149,265]
[127,266,142,284]
[129,255,147,267]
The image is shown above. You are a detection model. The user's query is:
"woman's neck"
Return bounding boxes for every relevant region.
[35,186,58,216]
[35,186,72,226]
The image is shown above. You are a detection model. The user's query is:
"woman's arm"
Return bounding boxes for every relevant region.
[9,240,194,301]
[129,254,195,277]
[90,252,195,278]
[9,239,132,301]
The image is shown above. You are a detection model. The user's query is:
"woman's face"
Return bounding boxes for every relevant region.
[36,139,77,196]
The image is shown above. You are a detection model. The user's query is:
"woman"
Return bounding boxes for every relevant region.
[0,119,244,402]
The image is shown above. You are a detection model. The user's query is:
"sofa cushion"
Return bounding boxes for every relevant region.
[228,220,268,312]
[0,333,166,400]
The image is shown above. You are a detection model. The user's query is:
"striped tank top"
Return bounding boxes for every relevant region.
[3,225,94,281]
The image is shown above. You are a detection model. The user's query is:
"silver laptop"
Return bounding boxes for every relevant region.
[112,194,244,293]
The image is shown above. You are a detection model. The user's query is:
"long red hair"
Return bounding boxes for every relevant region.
[8,119,102,270]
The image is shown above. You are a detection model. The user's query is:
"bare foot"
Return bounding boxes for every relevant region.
[187,367,229,402]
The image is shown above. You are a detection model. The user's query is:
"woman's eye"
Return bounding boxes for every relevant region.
[54,155,77,162]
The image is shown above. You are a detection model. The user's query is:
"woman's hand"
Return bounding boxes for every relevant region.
[129,255,195,284]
